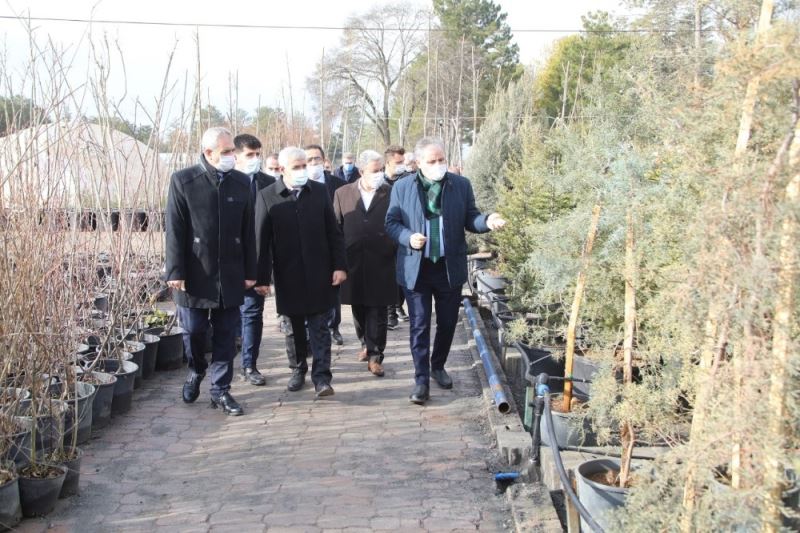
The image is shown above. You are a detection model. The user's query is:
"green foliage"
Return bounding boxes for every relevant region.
[0,95,48,135]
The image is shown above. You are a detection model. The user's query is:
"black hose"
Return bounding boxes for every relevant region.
[544,393,605,533]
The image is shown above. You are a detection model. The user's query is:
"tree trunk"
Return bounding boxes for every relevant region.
[562,204,601,412]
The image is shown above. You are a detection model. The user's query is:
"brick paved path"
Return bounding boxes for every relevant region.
[18,301,511,532]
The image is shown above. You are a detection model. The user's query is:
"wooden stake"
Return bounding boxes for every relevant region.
[619,207,636,488]
[562,204,602,412]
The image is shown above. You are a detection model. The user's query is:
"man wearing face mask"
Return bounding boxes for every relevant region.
[232,134,275,386]
[165,127,256,416]
[254,146,347,397]
[332,150,396,377]
[263,153,282,180]
[304,144,347,346]
[404,152,418,173]
[334,152,361,184]
[385,137,507,405]
[383,145,412,330]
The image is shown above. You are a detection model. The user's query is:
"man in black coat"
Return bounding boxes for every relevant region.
[334,151,361,183]
[383,145,413,330]
[333,150,396,377]
[233,134,275,386]
[304,144,347,346]
[165,127,256,416]
[254,146,347,397]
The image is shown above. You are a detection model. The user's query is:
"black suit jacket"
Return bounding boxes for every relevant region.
[255,179,347,316]
[334,165,361,184]
[333,182,396,306]
[165,155,256,309]
[321,170,346,202]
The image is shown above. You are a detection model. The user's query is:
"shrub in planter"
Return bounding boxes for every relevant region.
[57,381,96,447]
[146,326,185,371]
[47,447,82,498]
[94,359,138,416]
[17,463,66,518]
[576,458,630,532]
[0,460,21,530]
[123,341,145,389]
[80,371,116,430]
[139,334,160,379]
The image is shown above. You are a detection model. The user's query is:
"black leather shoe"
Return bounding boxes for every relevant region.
[242,367,266,386]
[211,392,243,416]
[182,372,204,403]
[409,383,430,405]
[315,382,335,398]
[431,369,453,389]
[287,369,306,391]
[387,314,399,330]
[331,328,344,346]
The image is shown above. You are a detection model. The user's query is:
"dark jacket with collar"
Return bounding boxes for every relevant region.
[319,170,346,202]
[333,181,397,306]
[334,165,361,184]
[165,155,257,309]
[255,178,347,316]
[251,171,276,194]
[385,171,490,290]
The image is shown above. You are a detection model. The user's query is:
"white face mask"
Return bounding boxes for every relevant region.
[290,169,308,188]
[307,164,324,181]
[216,154,236,173]
[242,157,261,175]
[422,163,447,182]
[393,164,407,176]
[367,172,384,189]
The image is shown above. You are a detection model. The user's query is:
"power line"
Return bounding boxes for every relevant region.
[0,14,719,34]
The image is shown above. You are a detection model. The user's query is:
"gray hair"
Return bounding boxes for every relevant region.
[413,137,445,160]
[201,127,233,151]
[404,152,417,162]
[358,149,384,168]
[278,146,307,168]
[342,152,355,160]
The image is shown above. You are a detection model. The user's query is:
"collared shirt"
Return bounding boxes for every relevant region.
[357,178,377,210]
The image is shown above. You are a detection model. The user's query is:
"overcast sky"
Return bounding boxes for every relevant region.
[0,0,632,121]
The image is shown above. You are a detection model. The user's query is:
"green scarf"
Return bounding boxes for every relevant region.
[418,173,444,263]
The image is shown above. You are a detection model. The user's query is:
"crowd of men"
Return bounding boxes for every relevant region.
[165,127,506,416]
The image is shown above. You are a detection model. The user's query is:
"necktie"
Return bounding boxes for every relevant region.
[250,177,257,200]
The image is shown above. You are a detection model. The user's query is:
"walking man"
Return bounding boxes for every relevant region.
[385,137,507,405]
[304,143,347,346]
[333,150,396,377]
[165,127,255,416]
[383,145,412,329]
[255,146,347,397]
[233,133,275,386]
[334,151,361,184]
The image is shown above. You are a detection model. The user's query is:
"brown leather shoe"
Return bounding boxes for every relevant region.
[368,360,385,377]
[357,348,368,362]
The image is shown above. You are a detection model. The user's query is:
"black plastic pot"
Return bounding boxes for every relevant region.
[18,464,67,518]
[146,326,185,371]
[16,402,66,458]
[573,354,599,397]
[57,447,82,498]
[96,359,138,416]
[0,466,21,530]
[124,341,146,389]
[576,458,628,532]
[87,371,117,430]
[140,334,160,379]
[1,422,32,467]
[541,393,595,448]
[93,293,109,313]
[59,382,96,446]
[475,271,507,298]
[518,343,566,393]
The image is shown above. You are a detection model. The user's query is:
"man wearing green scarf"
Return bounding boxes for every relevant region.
[385,137,507,404]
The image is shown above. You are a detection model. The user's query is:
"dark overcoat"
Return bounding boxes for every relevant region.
[255,179,347,316]
[165,155,256,309]
[333,182,397,307]
[322,170,346,201]
[385,171,490,291]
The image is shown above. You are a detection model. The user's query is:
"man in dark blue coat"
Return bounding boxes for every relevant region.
[334,151,361,184]
[165,127,256,416]
[233,133,275,386]
[385,137,506,404]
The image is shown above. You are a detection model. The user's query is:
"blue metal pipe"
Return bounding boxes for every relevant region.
[463,298,511,414]
[494,472,520,481]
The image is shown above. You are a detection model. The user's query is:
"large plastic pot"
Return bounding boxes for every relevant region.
[96,359,138,416]
[0,466,21,530]
[18,464,67,518]
[86,371,117,430]
[123,341,145,389]
[139,334,160,379]
[541,393,595,448]
[57,447,83,498]
[59,382,96,446]
[146,326,185,371]
[576,458,628,532]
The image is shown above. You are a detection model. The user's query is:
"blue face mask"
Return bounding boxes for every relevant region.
[343,162,355,173]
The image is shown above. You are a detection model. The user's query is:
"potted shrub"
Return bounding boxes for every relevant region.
[144,310,185,371]
[0,460,21,529]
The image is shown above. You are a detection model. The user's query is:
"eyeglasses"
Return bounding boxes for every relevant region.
[307,156,323,163]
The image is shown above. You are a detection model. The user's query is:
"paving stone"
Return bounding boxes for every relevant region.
[22,302,510,532]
